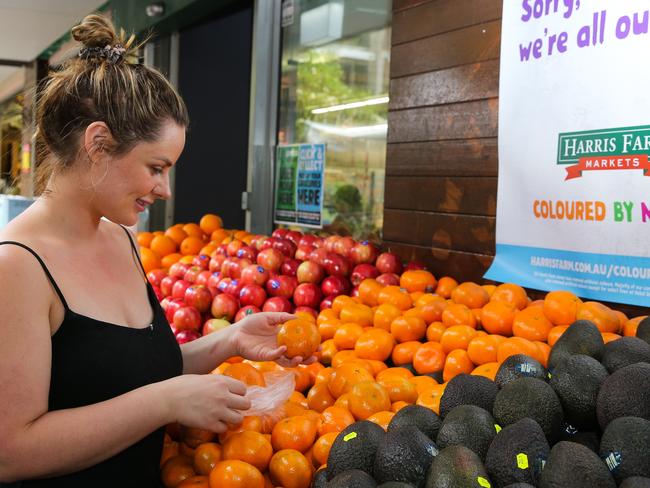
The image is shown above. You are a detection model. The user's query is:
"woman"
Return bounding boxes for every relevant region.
[0,15,306,486]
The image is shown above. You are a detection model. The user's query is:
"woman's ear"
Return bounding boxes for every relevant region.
[84,121,115,157]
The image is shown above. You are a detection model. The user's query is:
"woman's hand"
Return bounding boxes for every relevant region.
[166,374,251,433]
[230,312,317,367]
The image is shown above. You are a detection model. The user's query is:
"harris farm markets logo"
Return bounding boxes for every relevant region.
[532,126,650,223]
[557,125,650,180]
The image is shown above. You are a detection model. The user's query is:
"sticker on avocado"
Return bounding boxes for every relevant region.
[517,453,529,469]
[494,424,502,433]
[534,456,547,479]
[516,362,538,375]
[343,432,357,442]
[564,423,578,435]
[477,477,491,487]
[602,451,622,472]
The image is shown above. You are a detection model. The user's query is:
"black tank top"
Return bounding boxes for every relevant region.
[0,226,183,487]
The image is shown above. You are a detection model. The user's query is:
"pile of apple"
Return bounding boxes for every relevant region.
[146,229,420,344]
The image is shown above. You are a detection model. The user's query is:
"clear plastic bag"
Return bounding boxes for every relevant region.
[242,370,295,417]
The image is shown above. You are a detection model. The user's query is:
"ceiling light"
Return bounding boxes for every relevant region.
[146,2,165,17]
[311,96,389,114]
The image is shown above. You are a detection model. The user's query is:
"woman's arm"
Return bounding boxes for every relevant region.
[180,312,311,375]
[179,325,238,374]
[0,248,249,482]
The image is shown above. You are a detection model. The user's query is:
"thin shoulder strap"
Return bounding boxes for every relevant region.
[119,225,148,280]
[0,241,70,310]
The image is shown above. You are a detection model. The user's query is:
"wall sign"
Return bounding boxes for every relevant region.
[485,0,650,306]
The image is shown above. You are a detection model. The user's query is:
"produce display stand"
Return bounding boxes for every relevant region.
[137,215,650,488]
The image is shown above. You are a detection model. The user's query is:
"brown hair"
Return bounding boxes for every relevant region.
[35,14,188,193]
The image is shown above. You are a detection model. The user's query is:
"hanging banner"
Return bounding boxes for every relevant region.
[274,143,326,228]
[485,0,650,306]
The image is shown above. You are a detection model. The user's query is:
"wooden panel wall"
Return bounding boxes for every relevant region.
[384,0,502,283]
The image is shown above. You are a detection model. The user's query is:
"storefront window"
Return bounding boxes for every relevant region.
[278,0,391,240]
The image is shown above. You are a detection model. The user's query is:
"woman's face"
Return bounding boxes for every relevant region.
[90,120,185,226]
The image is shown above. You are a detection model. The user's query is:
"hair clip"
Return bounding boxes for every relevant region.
[79,44,126,64]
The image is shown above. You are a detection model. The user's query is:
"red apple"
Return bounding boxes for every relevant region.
[294,306,318,320]
[160,275,179,297]
[349,241,379,265]
[225,279,245,297]
[168,262,191,279]
[350,286,360,298]
[296,261,325,284]
[192,254,210,269]
[350,263,380,286]
[211,293,239,321]
[175,329,201,344]
[216,277,232,294]
[202,318,230,335]
[377,273,400,286]
[266,275,297,299]
[333,236,356,257]
[173,306,202,331]
[260,237,278,251]
[324,235,340,252]
[375,252,403,275]
[257,248,284,272]
[321,275,350,297]
[320,295,336,310]
[146,269,167,288]
[240,264,270,286]
[239,284,267,308]
[235,305,261,322]
[184,285,213,313]
[209,254,225,273]
[262,296,293,313]
[160,296,172,311]
[404,261,427,271]
[293,283,322,309]
[273,239,297,258]
[232,258,251,280]
[221,257,241,278]
[195,270,212,287]
[272,228,288,239]
[227,240,244,257]
[163,297,185,324]
[151,286,163,302]
[172,279,191,300]
[183,265,203,284]
[295,245,315,261]
[299,234,319,248]
[323,253,351,277]
[236,246,258,261]
[206,272,221,294]
[309,247,330,266]
[285,230,303,246]
[251,235,268,251]
[281,258,301,277]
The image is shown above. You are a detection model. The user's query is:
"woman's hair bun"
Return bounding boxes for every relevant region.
[71,14,117,48]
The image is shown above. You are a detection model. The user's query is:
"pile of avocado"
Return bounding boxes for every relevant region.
[315,318,650,488]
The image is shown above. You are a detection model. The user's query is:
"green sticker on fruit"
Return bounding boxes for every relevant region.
[494,424,502,433]
[343,432,357,442]
[517,453,529,469]
[477,477,491,487]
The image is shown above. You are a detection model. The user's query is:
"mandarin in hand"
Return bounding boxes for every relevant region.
[277,319,321,359]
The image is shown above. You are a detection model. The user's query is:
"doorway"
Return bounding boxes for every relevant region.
[175,1,253,229]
